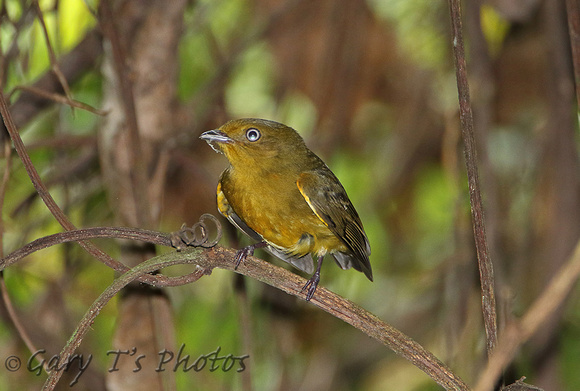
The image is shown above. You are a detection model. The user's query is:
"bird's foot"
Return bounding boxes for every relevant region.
[234,241,267,269]
[301,271,320,301]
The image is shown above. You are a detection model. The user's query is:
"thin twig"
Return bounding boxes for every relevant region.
[13,85,108,115]
[33,0,74,105]
[447,0,498,356]
[0,278,48,367]
[0,139,11,255]
[2,29,103,132]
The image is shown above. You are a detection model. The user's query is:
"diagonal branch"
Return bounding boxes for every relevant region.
[0,221,220,287]
[0,93,199,286]
[13,85,107,116]
[0,90,126,271]
[0,224,468,391]
[32,0,74,106]
[36,244,469,391]
[41,248,208,390]
[474,239,580,391]
[1,29,103,133]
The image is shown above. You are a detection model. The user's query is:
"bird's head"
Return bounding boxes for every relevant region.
[200,118,308,168]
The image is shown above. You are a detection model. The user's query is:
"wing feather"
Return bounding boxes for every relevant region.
[296,170,372,281]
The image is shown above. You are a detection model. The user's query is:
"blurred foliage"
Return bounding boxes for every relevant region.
[0,0,579,390]
[479,5,510,56]
[368,0,449,69]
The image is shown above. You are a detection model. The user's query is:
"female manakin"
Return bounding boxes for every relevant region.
[200,118,372,301]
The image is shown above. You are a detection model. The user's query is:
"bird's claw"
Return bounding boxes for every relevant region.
[301,271,320,301]
[234,241,267,269]
[234,246,253,269]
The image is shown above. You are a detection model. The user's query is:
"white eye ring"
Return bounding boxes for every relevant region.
[245,128,261,142]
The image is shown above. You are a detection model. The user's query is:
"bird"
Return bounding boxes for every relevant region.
[200,118,372,301]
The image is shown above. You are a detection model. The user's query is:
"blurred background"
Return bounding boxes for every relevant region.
[0,0,579,390]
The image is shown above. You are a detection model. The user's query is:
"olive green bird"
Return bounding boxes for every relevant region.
[200,118,372,301]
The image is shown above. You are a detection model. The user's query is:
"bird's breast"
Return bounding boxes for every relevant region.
[221,168,345,257]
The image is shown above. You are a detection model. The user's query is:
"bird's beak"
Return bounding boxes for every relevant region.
[200,129,232,144]
[200,129,233,154]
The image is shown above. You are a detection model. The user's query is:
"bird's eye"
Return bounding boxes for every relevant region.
[245,128,261,142]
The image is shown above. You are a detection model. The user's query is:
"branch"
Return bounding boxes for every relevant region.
[32,0,74,106]
[0,220,217,383]
[0,217,220,287]
[12,85,107,116]
[221,245,470,390]
[42,248,208,390]
[474,239,580,391]
[0,90,144,280]
[1,29,103,133]
[0,223,468,390]
[0,84,109,241]
[35,245,469,390]
[448,0,498,356]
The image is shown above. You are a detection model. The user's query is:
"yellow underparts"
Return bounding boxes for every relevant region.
[218,172,347,259]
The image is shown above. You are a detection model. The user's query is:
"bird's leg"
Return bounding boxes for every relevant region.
[235,241,267,269]
[301,256,324,301]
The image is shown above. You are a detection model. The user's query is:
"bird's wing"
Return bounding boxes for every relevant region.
[296,170,373,281]
[217,182,315,274]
